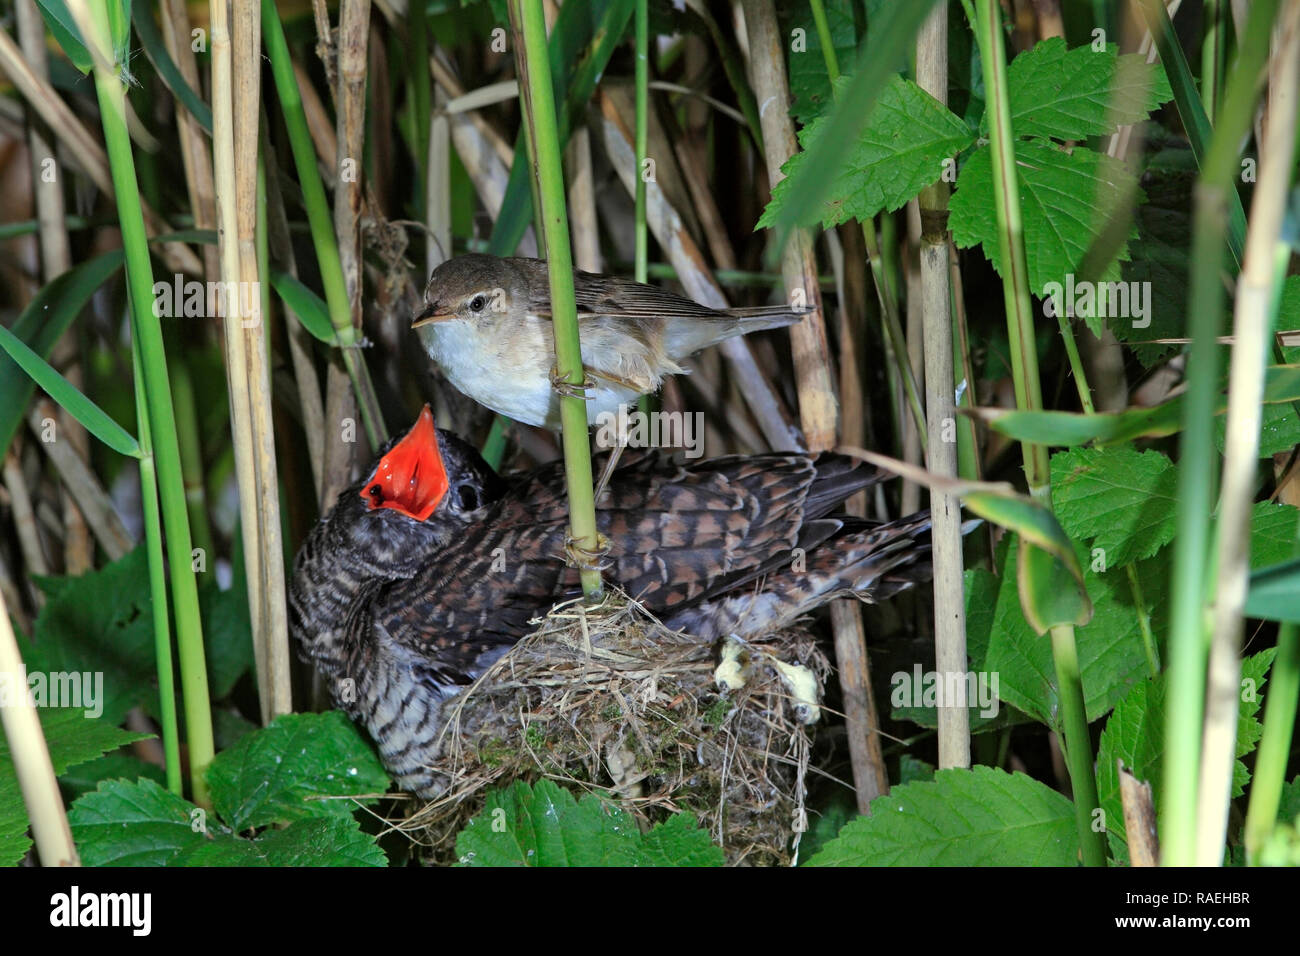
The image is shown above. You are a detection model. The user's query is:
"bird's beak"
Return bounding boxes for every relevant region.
[361,405,448,522]
[412,303,456,328]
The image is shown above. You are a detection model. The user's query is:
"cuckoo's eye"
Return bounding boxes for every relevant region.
[469,294,487,313]
[457,484,480,511]
[368,483,384,502]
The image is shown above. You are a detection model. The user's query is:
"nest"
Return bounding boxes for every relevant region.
[388,590,830,866]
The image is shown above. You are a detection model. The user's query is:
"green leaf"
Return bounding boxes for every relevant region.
[950,141,1141,315]
[269,271,340,346]
[58,753,166,799]
[756,0,941,248]
[806,766,1077,866]
[198,575,254,700]
[206,711,389,832]
[782,0,861,124]
[130,2,212,132]
[0,251,123,456]
[1249,501,1300,569]
[169,817,387,867]
[0,707,150,866]
[36,0,93,73]
[68,778,209,866]
[996,38,1172,141]
[455,779,722,866]
[983,536,1162,726]
[27,548,159,724]
[1051,446,1178,567]
[758,74,973,230]
[977,365,1300,446]
[1097,648,1276,861]
[1117,161,1194,366]
[1246,557,1300,623]
[1279,776,1300,824]
[0,322,139,458]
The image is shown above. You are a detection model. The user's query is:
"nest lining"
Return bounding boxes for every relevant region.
[386,589,830,866]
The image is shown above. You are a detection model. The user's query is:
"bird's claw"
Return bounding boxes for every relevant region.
[549,365,596,400]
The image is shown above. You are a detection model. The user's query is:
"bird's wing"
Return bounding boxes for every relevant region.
[371,451,858,663]
[528,271,727,322]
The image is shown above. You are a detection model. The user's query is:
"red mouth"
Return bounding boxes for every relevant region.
[361,405,448,522]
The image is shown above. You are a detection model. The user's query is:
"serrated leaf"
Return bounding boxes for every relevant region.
[0,707,149,866]
[59,753,166,799]
[758,74,973,230]
[1097,649,1275,861]
[807,766,1077,866]
[27,548,158,723]
[168,816,387,867]
[951,141,1141,311]
[207,711,389,832]
[983,536,1162,726]
[455,779,722,867]
[1249,501,1300,569]
[68,778,209,866]
[996,38,1172,141]
[1051,446,1178,567]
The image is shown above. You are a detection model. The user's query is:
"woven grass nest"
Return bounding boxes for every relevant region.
[389,589,831,866]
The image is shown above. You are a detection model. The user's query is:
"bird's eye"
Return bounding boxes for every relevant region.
[368,484,383,501]
[469,294,487,313]
[457,484,480,511]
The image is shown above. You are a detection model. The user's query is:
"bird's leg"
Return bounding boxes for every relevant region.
[593,439,624,503]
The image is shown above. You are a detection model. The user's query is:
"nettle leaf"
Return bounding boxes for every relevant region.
[28,548,157,724]
[68,778,210,867]
[456,779,722,867]
[59,754,166,800]
[994,38,1172,141]
[207,711,390,832]
[1051,446,1178,567]
[0,707,149,865]
[1249,501,1300,568]
[807,766,1077,866]
[168,817,386,867]
[197,575,254,700]
[758,74,973,230]
[1279,776,1300,824]
[1097,648,1276,862]
[950,140,1141,319]
[1117,163,1194,366]
[982,536,1163,727]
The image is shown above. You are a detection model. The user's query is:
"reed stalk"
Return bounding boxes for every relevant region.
[509,0,604,600]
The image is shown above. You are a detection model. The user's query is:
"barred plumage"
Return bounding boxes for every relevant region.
[289,408,941,796]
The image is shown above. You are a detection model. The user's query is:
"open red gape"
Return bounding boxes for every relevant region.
[361,405,448,522]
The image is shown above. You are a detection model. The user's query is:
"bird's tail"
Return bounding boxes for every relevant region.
[668,511,978,641]
[662,305,805,355]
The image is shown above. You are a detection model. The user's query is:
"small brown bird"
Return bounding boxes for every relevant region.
[290,407,946,796]
[412,254,804,429]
